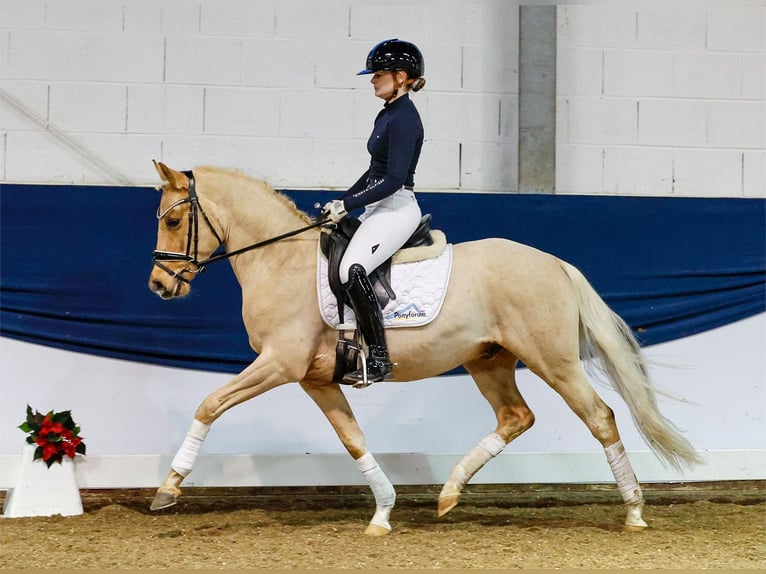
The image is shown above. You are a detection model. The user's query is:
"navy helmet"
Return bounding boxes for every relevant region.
[358,38,424,78]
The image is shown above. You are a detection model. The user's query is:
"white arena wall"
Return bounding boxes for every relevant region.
[0,314,764,488]
[1,2,764,488]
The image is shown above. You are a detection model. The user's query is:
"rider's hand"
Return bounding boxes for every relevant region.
[322,200,348,223]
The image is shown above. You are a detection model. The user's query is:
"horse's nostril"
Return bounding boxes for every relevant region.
[150,280,166,295]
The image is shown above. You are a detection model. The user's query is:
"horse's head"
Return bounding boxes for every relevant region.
[149,160,223,299]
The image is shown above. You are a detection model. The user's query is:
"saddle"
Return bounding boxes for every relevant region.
[319,214,437,386]
[319,214,435,324]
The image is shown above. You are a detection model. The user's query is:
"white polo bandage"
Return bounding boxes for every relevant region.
[448,432,506,488]
[171,419,210,477]
[605,440,643,505]
[356,452,396,508]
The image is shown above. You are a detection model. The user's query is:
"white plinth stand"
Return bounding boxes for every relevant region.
[3,444,83,518]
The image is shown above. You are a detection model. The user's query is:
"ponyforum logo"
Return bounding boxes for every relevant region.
[386,303,427,322]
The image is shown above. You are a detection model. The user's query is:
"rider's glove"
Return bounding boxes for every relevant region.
[322,200,348,223]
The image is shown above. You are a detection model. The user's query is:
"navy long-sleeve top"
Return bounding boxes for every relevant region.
[342,93,424,212]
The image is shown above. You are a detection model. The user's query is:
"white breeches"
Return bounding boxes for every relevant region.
[339,188,422,284]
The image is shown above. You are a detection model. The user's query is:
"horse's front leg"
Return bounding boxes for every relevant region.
[299,381,395,536]
[150,352,294,511]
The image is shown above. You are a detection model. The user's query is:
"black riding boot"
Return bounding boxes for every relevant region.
[343,263,394,384]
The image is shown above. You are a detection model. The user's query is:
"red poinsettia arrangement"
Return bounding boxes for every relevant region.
[18,405,87,468]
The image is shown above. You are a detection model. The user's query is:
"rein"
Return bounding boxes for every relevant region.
[152,170,327,283]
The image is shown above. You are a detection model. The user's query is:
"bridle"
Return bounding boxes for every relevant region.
[152,170,327,284]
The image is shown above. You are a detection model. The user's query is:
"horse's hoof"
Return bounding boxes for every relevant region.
[150,490,178,511]
[437,495,459,517]
[624,521,648,532]
[364,523,391,536]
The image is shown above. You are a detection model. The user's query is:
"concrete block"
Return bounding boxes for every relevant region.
[86,34,164,83]
[306,138,368,190]
[463,3,518,46]
[200,0,274,38]
[280,89,355,139]
[743,151,765,197]
[276,2,347,39]
[556,145,603,195]
[350,4,423,41]
[165,35,241,85]
[604,50,673,97]
[638,99,706,147]
[558,5,637,49]
[4,132,107,183]
[45,0,124,32]
[707,7,766,53]
[462,43,518,94]
[672,52,743,99]
[204,87,279,136]
[159,0,202,35]
[6,31,87,81]
[76,133,163,185]
[161,135,313,189]
[557,47,603,96]
[0,0,46,29]
[461,142,517,192]
[425,92,511,144]
[122,1,162,34]
[316,41,367,89]
[672,149,742,197]
[743,54,766,100]
[241,39,315,89]
[707,101,766,149]
[127,85,204,134]
[554,144,603,195]
[417,43,462,93]
[0,80,49,131]
[567,96,637,145]
[416,141,460,191]
[637,7,706,51]
[49,83,126,133]
[603,146,673,196]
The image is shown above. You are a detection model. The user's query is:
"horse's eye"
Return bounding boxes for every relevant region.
[166,218,181,229]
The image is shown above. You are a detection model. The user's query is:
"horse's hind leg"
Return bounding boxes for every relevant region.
[438,352,534,517]
[535,362,647,530]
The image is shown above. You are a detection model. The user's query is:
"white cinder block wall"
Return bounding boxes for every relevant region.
[0,1,764,197]
[0,0,519,191]
[557,4,765,197]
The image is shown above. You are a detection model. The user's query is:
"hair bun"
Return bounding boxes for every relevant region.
[412,77,426,92]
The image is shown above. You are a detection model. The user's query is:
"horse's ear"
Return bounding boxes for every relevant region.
[152,159,188,191]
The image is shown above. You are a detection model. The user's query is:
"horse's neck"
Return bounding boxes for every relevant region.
[200,170,316,286]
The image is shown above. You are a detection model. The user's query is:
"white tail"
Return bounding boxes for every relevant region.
[558,260,703,471]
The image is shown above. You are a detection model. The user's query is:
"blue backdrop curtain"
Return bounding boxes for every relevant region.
[1,183,764,374]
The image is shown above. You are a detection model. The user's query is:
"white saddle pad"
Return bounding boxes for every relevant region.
[317,244,453,329]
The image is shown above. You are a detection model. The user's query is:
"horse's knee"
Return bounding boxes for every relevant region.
[495,406,535,442]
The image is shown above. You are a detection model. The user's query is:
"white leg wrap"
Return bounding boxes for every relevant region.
[604,440,643,505]
[171,419,210,477]
[443,433,506,496]
[356,452,395,530]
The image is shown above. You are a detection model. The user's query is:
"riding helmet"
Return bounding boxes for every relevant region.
[358,38,424,78]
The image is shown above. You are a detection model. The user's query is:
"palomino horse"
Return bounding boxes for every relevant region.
[147,161,700,534]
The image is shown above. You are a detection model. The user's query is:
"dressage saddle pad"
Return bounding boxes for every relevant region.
[317,242,453,329]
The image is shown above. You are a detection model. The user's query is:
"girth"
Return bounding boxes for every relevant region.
[319,214,434,323]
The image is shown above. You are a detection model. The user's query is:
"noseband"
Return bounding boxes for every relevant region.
[152,170,329,285]
[152,170,223,284]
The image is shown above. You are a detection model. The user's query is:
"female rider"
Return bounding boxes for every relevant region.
[322,38,427,384]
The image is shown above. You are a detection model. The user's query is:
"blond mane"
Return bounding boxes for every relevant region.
[195,165,313,225]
